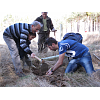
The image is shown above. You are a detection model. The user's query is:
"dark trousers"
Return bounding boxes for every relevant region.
[38,32,49,53]
[15,39,30,59]
[16,40,32,68]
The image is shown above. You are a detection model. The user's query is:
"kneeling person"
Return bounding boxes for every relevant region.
[45,37,95,75]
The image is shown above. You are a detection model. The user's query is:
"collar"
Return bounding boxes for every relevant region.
[40,15,50,20]
[29,24,32,33]
[58,42,60,47]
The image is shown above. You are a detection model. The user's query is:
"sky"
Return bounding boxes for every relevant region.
[0,0,99,20]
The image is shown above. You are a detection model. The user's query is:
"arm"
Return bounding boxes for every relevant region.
[49,19,54,30]
[46,53,65,75]
[20,30,36,57]
[49,18,57,38]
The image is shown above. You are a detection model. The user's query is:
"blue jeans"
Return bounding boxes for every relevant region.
[65,52,95,75]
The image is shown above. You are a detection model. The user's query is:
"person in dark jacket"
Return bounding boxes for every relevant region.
[35,12,57,53]
[3,21,42,77]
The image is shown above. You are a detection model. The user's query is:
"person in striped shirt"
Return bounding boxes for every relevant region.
[3,21,42,77]
[45,37,95,76]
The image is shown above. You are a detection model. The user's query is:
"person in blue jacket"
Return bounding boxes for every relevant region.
[45,37,95,76]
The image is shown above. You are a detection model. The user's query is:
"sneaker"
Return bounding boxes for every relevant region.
[15,71,26,77]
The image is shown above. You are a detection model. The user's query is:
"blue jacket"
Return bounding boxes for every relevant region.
[3,23,34,55]
[58,39,89,58]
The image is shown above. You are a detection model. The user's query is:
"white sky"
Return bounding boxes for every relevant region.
[0,0,99,19]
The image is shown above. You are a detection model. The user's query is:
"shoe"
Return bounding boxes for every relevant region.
[23,69,30,73]
[15,71,26,77]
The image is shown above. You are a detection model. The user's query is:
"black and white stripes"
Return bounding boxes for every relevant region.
[3,23,33,55]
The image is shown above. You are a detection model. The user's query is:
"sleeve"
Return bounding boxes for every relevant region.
[59,44,67,55]
[20,29,33,55]
[49,18,54,30]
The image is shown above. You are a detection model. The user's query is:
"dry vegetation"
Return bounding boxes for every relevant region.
[0,32,100,87]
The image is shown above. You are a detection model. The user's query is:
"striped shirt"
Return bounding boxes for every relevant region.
[3,23,34,55]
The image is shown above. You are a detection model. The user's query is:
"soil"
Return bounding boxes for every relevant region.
[0,33,100,87]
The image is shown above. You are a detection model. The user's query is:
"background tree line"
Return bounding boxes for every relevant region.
[65,12,100,33]
[0,12,100,33]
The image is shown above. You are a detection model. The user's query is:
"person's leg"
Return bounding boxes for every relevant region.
[65,59,78,73]
[24,55,36,69]
[80,52,95,75]
[42,33,49,53]
[38,34,45,53]
[3,35,25,77]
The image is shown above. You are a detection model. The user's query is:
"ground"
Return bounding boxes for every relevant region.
[0,32,100,87]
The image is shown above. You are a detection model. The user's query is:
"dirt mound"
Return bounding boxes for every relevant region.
[34,64,89,87]
[38,73,71,87]
[1,35,100,87]
[31,59,49,76]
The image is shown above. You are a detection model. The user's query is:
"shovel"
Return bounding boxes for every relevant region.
[34,56,45,63]
[32,56,49,75]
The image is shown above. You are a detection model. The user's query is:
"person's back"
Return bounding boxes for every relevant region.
[45,37,95,75]
[3,23,35,56]
[3,21,41,77]
[58,39,89,58]
[3,23,32,40]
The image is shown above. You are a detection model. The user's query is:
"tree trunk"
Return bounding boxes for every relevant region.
[66,21,67,33]
[90,17,93,32]
[96,16,99,32]
[84,21,86,32]
[97,16,99,32]
[71,21,72,32]
[89,16,91,32]
[87,15,89,32]
[77,17,80,32]
[92,19,94,32]
[98,16,100,33]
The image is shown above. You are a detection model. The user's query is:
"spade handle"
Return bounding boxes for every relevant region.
[34,56,42,62]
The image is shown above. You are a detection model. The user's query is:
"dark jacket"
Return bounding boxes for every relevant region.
[3,23,33,55]
[35,15,54,33]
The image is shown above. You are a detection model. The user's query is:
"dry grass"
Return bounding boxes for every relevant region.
[0,32,100,87]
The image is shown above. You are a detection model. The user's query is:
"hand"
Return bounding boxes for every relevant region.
[51,28,57,32]
[31,53,36,58]
[46,68,53,75]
